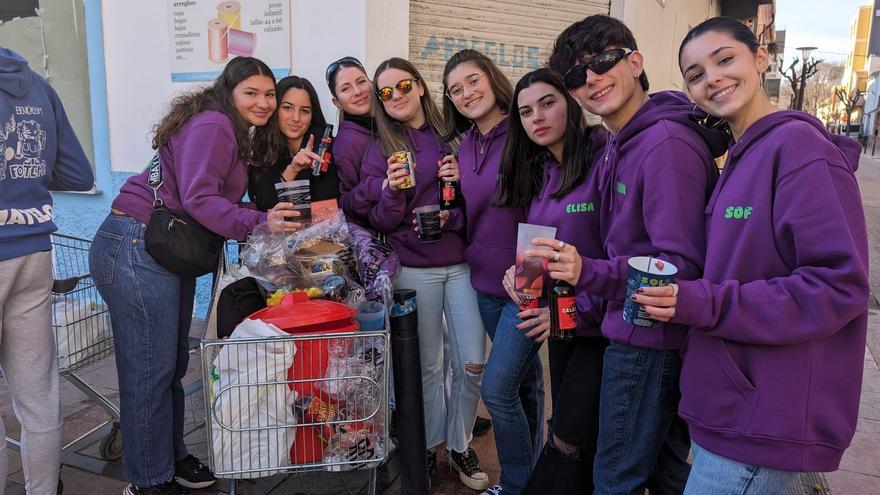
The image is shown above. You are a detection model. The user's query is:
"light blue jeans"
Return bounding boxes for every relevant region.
[89,213,195,486]
[684,442,797,495]
[396,264,486,453]
[478,294,544,494]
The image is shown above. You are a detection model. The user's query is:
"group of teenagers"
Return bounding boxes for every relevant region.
[68,12,868,495]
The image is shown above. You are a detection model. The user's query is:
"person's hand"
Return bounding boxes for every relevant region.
[631,284,679,322]
[525,238,583,286]
[517,306,551,342]
[267,202,302,233]
[386,154,411,192]
[437,154,460,183]
[282,135,322,181]
[502,265,519,303]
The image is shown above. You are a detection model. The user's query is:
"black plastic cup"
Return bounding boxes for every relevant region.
[275,180,311,223]
[414,205,441,242]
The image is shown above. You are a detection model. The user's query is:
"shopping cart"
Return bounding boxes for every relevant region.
[3,233,204,481]
[202,327,390,495]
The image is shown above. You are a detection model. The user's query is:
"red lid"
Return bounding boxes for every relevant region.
[249,292,358,334]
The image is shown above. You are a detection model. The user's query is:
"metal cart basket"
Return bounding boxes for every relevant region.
[202,328,389,495]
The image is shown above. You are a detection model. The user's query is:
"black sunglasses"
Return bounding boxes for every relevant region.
[562,47,633,90]
[325,56,364,84]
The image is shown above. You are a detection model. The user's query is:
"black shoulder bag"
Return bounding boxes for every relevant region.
[143,152,224,277]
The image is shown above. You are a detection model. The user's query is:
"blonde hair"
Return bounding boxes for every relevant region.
[372,57,450,156]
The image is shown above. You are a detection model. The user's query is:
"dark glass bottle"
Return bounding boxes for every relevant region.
[311,123,334,176]
[549,280,576,341]
[439,180,457,209]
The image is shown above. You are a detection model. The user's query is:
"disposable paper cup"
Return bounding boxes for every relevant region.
[622,256,678,327]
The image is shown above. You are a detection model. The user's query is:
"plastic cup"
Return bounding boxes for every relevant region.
[414,205,441,242]
[275,180,311,223]
[622,256,678,327]
[357,301,386,332]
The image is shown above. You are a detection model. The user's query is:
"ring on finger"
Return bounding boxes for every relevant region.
[558,240,566,249]
[553,251,561,262]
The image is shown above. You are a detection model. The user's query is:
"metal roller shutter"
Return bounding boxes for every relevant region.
[409,0,611,99]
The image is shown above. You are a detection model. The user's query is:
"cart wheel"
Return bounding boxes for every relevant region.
[99,422,123,461]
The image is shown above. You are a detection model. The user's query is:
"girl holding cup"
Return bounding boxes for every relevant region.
[497,68,607,494]
[633,17,869,494]
[361,57,490,491]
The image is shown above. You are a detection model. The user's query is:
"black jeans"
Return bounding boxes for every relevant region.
[523,336,607,495]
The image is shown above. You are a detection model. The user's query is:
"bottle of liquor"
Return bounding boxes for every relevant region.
[439,179,457,209]
[311,123,334,176]
[549,279,576,341]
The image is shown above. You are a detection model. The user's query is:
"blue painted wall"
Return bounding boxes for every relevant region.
[52,0,213,317]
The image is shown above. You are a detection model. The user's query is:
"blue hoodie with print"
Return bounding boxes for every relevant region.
[0,47,93,262]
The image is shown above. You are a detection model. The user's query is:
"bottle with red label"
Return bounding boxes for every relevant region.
[311,123,334,176]
[439,178,457,209]
[549,279,576,341]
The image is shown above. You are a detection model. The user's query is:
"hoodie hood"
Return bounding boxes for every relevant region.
[732,110,860,173]
[617,91,730,158]
[0,48,32,98]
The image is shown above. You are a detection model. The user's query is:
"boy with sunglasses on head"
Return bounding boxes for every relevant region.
[538,14,729,494]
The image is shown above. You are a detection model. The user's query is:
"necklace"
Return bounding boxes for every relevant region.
[476,121,501,154]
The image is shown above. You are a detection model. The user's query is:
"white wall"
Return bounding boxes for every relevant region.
[102,0,385,173]
[611,0,721,93]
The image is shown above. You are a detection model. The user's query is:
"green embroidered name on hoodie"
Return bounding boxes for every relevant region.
[616,182,627,195]
[724,205,752,220]
[566,202,595,214]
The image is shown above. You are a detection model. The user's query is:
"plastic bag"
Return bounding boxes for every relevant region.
[209,319,297,478]
[53,295,112,370]
[348,223,399,306]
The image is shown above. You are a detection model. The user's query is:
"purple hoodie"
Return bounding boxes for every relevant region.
[576,91,727,349]
[336,119,378,230]
[360,124,467,267]
[672,111,869,472]
[527,153,606,337]
[113,110,266,241]
[459,120,528,298]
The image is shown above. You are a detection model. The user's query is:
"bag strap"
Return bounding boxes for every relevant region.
[146,152,163,207]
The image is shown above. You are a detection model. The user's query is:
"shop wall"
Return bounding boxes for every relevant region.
[611,0,721,92]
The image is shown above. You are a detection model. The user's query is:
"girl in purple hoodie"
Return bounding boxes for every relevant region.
[440,50,542,495]
[360,57,490,491]
[634,17,870,494]
[497,68,607,494]
[325,56,378,226]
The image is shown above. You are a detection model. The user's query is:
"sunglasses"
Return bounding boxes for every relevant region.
[562,47,633,90]
[377,78,418,102]
[325,56,364,84]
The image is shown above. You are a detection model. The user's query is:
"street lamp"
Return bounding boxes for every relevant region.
[789,46,820,111]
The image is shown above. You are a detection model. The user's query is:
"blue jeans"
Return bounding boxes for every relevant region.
[478,293,545,494]
[89,213,195,486]
[593,343,691,495]
[684,442,796,495]
[396,264,486,453]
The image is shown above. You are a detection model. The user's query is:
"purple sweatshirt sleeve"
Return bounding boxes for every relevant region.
[577,138,709,301]
[174,122,266,240]
[340,141,384,221]
[359,145,407,233]
[443,208,465,234]
[673,160,869,345]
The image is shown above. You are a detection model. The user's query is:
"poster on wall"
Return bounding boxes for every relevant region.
[168,0,290,82]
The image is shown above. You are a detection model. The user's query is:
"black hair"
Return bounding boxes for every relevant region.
[679,16,760,62]
[276,76,327,130]
[440,49,514,141]
[494,68,602,207]
[548,14,649,91]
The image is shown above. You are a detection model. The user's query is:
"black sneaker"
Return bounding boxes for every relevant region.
[472,415,493,437]
[426,450,438,491]
[481,485,504,495]
[448,446,490,491]
[173,454,216,489]
[123,482,191,494]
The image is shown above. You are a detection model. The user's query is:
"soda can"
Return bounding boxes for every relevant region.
[393,151,416,189]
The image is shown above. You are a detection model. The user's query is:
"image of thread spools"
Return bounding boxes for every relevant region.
[207,1,256,63]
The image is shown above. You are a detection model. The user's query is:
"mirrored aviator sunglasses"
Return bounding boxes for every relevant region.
[562,47,633,90]
[377,78,417,102]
